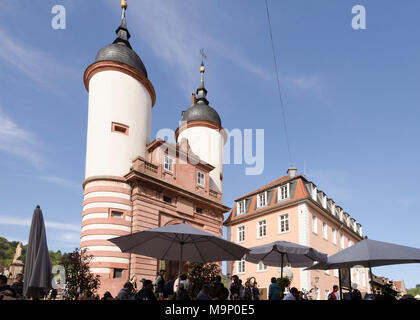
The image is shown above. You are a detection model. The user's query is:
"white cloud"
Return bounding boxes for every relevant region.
[0,108,44,167]
[0,215,80,232]
[41,176,80,190]
[0,28,77,90]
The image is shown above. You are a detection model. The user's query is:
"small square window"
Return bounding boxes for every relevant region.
[257,261,267,272]
[197,172,205,187]
[113,268,124,279]
[111,210,123,218]
[163,196,172,204]
[195,207,203,214]
[111,122,129,135]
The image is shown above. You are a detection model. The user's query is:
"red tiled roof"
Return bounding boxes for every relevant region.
[235,174,304,201]
[225,176,310,225]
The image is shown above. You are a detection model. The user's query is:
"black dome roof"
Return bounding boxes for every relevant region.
[182,103,221,127]
[96,43,148,78]
[95,16,148,78]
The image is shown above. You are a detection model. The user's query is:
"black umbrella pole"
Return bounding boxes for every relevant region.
[177,243,184,300]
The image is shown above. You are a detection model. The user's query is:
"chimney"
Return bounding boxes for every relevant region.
[287,165,297,178]
[191,93,197,106]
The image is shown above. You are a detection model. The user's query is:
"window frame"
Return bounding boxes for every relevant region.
[237,259,245,274]
[257,261,268,272]
[164,156,174,173]
[322,222,328,240]
[237,225,245,243]
[197,171,205,187]
[257,219,267,239]
[278,213,290,234]
[256,191,268,208]
[277,183,290,201]
[236,200,246,216]
[312,214,318,234]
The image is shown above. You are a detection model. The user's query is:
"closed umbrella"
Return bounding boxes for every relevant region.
[305,238,420,298]
[109,222,250,298]
[245,241,327,278]
[23,205,52,299]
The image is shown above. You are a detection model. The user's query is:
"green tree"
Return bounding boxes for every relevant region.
[186,262,221,298]
[60,248,101,300]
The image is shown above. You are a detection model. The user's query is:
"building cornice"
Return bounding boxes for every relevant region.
[125,169,230,213]
[224,196,364,240]
[84,60,156,107]
[175,120,227,143]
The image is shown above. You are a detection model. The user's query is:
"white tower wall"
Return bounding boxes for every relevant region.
[178,126,224,193]
[85,70,152,179]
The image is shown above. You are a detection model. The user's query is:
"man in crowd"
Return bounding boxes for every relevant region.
[196,284,212,300]
[135,280,157,300]
[0,275,17,300]
[11,273,24,298]
[116,282,135,300]
[229,275,242,300]
[283,287,299,300]
[268,277,281,300]
[155,269,166,297]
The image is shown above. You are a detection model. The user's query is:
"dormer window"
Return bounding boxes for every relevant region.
[237,200,246,216]
[256,191,268,208]
[278,183,290,201]
[164,156,174,173]
[197,171,205,187]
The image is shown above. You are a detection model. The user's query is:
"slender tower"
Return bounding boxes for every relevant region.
[80,0,155,293]
[176,62,226,193]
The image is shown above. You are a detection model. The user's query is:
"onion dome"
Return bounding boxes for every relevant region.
[181,62,221,127]
[95,0,148,78]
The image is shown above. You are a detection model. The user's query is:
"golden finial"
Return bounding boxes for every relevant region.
[121,0,128,9]
[200,48,207,73]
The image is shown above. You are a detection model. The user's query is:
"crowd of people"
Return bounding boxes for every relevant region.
[108,269,231,300]
[0,274,24,300]
[2,271,417,301]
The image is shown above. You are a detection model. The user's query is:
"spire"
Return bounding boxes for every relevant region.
[114,0,132,49]
[196,61,209,105]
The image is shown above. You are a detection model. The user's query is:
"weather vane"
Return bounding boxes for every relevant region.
[200,48,207,63]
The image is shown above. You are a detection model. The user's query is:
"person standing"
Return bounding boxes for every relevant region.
[116,282,135,300]
[351,283,362,300]
[229,275,241,300]
[268,277,281,300]
[328,285,340,300]
[252,282,260,300]
[155,269,166,297]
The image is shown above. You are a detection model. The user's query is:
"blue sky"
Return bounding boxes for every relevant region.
[0,0,419,288]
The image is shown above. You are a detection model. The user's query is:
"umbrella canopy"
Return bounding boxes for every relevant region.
[109,222,250,298]
[109,222,249,262]
[23,205,52,299]
[245,241,327,278]
[305,238,420,270]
